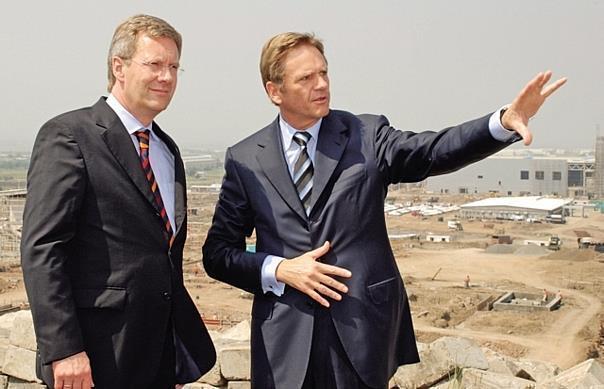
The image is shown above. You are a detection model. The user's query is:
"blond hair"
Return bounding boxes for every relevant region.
[107,14,182,92]
[259,32,325,90]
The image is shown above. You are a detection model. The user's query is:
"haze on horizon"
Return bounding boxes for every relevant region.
[1,1,602,152]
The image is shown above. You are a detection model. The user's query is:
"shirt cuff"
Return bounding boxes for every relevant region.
[488,105,517,142]
[261,255,286,296]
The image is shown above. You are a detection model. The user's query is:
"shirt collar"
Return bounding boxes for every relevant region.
[106,94,151,135]
[279,116,322,151]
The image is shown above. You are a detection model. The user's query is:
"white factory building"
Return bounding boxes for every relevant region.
[459,196,573,221]
[426,154,594,198]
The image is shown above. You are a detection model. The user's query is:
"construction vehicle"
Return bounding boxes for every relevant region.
[447,220,463,231]
[578,237,604,251]
[548,235,561,250]
[545,214,565,224]
[524,235,561,250]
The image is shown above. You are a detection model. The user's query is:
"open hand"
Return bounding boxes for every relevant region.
[275,241,352,307]
[502,71,567,145]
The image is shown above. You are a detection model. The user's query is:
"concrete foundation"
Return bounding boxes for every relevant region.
[493,291,561,312]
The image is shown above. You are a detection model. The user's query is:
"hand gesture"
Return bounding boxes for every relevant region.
[502,71,567,145]
[275,241,352,307]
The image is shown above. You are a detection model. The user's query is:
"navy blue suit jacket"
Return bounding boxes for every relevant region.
[203,109,514,388]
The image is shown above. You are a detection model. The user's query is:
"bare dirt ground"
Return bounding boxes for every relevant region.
[2,192,603,369]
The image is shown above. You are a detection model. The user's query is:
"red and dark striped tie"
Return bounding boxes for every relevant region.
[134,130,175,247]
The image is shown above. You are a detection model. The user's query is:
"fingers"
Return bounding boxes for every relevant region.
[308,288,331,307]
[319,262,352,278]
[542,77,567,98]
[538,70,552,88]
[307,240,330,259]
[531,70,566,98]
[52,352,93,389]
[317,271,350,294]
[516,123,532,146]
[55,379,92,389]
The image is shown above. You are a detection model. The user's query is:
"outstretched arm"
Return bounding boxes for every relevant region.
[501,71,567,145]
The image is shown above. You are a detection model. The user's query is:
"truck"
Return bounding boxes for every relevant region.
[545,214,565,224]
[524,235,561,250]
[447,220,463,231]
[578,237,604,251]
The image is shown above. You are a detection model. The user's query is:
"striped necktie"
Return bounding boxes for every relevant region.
[292,131,313,215]
[134,130,175,246]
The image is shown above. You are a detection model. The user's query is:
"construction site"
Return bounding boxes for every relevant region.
[1,185,604,375]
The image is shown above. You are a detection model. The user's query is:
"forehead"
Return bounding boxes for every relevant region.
[134,34,180,59]
[282,44,326,75]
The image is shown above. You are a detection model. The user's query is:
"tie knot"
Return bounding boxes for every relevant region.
[134,129,150,146]
[293,131,311,147]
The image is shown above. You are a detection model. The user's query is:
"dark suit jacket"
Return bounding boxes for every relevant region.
[203,110,515,388]
[21,98,215,388]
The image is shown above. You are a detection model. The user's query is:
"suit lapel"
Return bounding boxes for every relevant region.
[95,99,158,213]
[310,113,349,214]
[256,118,307,222]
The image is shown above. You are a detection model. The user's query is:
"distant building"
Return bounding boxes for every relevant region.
[189,184,221,193]
[459,196,573,221]
[426,155,594,198]
[596,136,604,198]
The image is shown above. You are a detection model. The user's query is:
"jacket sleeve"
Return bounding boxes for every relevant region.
[372,113,516,185]
[20,118,87,364]
[202,147,268,295]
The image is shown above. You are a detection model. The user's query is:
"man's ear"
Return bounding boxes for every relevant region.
[112,56,126,83]
[265,81,282,106]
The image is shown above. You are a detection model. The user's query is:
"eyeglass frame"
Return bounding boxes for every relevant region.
[126,58,184,76]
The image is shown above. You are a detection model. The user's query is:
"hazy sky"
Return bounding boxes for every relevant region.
[1,1,602,152]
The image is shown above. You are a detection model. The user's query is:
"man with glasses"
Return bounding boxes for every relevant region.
[21,14,215,389]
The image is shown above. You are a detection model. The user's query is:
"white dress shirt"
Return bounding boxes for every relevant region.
[106,94,176,232]
[260,108,515,295]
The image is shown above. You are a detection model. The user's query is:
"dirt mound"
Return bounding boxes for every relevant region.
[514,245,549,256]
[485,244,516,254]
[543,248,596,261]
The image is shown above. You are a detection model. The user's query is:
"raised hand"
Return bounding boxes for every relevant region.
[502,71,567,145]
[275,241,352,307]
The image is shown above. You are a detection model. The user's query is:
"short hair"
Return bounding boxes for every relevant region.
[107,14,182,92]
[259,32,325,90]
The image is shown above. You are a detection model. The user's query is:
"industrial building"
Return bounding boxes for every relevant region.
[459,196,573,221]
[426,154,594,198]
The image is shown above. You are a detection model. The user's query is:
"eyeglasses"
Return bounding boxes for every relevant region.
[129,59,184,75]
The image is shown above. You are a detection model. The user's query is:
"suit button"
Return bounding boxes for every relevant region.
[162,292,171,301]
[306,301,314,308]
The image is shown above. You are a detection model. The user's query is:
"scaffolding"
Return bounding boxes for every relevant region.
[0,193,24,261]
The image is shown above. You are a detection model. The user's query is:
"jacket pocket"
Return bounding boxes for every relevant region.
[367,277,397,305]
[73,287,127,310]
